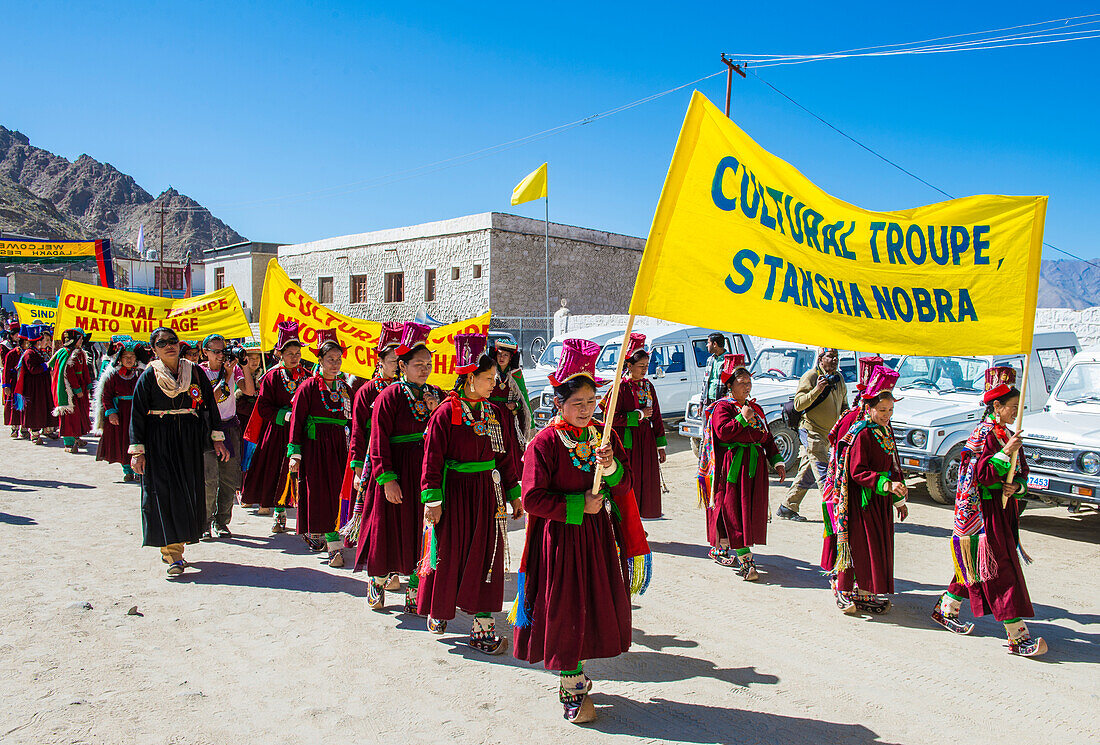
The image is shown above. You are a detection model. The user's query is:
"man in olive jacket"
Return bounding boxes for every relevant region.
[778,347,847,521]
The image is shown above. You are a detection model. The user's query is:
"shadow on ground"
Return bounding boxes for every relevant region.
[173,560,363,595]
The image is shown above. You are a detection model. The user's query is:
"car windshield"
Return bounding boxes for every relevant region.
[896,356,988,392]
[1054,362,1100,403]
[750,348,815,381]
[538,342,562,368]
[596,344,621,372]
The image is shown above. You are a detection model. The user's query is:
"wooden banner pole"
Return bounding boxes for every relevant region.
[1004,352,1031,507]
[592,314,636,494]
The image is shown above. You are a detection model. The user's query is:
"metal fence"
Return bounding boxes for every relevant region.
[490,316,553,367]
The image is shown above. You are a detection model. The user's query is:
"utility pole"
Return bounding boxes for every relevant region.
[156,205,167,297]
[721,54,747,117]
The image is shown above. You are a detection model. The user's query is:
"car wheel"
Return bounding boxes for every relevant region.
[768,423,799,473]
[690,437,700,458]
[926,443,964,505]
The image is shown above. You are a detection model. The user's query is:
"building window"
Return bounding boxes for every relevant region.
[290,277,302,287]
[384,272,404,303]
[319,277,334,304]
[350,274,369,304]
[424,268,436,302]
[473,264,482,279]
[214,267,225,290]
[155,266,185,291]
[451,267,460,280]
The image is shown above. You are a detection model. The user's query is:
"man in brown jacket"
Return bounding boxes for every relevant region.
[777,347,847,521]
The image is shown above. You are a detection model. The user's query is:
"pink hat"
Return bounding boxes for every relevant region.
[719,353,749,386]
[857,356,884,391]
[394,322,431,356]
[313,328,345,357]
[983,366,1018,404]
[862,365,901,401]
[454,333,488,374]
[377,322,403,353]
[275,320,301,352]
[548,338,606,387]
[624,332,647,359]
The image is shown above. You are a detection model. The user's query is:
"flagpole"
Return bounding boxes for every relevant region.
[592,314,636,494]
[544,193,550,343]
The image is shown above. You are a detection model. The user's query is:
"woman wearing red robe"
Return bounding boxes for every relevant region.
[487,337,533,479]
[931,366,1045,657]
[49,328,93,453]
[602,332,666,518]
[287,329,352,567]
[95,340,149,481]
[829,365,908,615]
[241,321,310,533]
[703,355,786,580]
[342,321,402,542]
[14,325,55,444]
[4,329,29,438]
[358,322,441,612]
[417,333,523,654]
[512,337,650,724]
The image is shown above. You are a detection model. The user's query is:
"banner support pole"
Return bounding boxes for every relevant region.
[592,314,636,494]
[1004,351,1031,507]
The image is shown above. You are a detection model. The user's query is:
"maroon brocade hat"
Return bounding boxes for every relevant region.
[624,332,647,359]
[862,365,902,401]
[394,322,431,356]
[313,328,346,357]
[377,322,403,353]
[454,333,488,374]
[275,320,301,352]
[548,338,606,387]
[983,365,1018,404]
[719,353,749,386]
[857,355,884,390]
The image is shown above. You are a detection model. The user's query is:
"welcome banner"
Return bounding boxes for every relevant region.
[630,92,1046,355]
[53,280,252,340]
[13,299,58,326]
[0,238,115,287]
[258,259,491,387]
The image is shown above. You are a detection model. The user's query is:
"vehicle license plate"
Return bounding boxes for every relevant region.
[1027,474,1049,490]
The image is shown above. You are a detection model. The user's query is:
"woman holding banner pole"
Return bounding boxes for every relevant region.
[700,355,785,581]
[241,321,309,533]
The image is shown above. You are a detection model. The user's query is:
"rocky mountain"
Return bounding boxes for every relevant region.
[0,126,244,259]
[1037,259,1100,310]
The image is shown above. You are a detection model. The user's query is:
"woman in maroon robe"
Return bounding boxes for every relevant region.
[417,333,523,654]
[4,334,28,437]
[288,330,352,567]
[932,366,1045,656]
[705,356,785,580]
[357,322,441,612]
[487,338,532,480]
[342,321,402,542]
[50,328,93,453]
[241,321,309,533]
[95,340,148,481]
[829,365,908,615]
[512,336,650,725]
[15,325,55,444]
[602,333,666,518]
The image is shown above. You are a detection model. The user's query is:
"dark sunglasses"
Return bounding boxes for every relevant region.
[205,347,227,355]
[154,337,180,348]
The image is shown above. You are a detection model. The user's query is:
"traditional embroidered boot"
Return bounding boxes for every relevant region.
[469,615,507,655]
[560,671,596,724]
[366,578,385,610]
[271,510,287,533]
[931,592,974,634]
[853,590,890,614]
[709,546,739,568]
[1005,620,1047,657]
[384,573,401,591]
[404,584,418,614]
[735,554,759,581]
[427,616,447,634]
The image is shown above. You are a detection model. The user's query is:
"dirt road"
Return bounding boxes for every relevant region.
[1,431,1097,744]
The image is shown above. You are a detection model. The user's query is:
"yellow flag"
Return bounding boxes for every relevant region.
[511,162,548,205]
[630,92,1046,356]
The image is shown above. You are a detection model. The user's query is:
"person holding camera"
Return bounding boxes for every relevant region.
[778,347,848,522]
[199,334,244,539]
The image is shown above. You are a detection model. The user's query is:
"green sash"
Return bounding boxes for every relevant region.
[717,441,760,484]
[390,432,424,443]
[306,415,348,439]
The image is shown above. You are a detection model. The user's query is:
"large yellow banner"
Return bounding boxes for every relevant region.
[13,300,57,326]
[53,280,253,340]
[630,92,1046,355]
[258,259,490,388]
[0,238,98,263]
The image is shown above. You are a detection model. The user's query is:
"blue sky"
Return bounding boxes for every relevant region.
[3,2,1098,258]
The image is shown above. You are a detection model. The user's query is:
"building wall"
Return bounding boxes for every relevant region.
[1036,306,1100,348]
[488,213,644,318]
[207,255,259,319]
[116,259,205,298]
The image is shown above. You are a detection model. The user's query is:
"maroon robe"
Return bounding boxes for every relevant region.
[16,347,54,431]
[513,426,634,671]
[820,406,864,571]
[4,344,23,427]
[604,377,666,518]
[353,381,429,576]
[417,398,521,620]
[709,399,780,550]
[56,349,93,438]
[288,375,351,535]
[836,425,903,594]
[488,376,525,479]
[241,365,310,508]
[347,377,394,470]
[947,430,1034,620]
[96,367,139,465]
